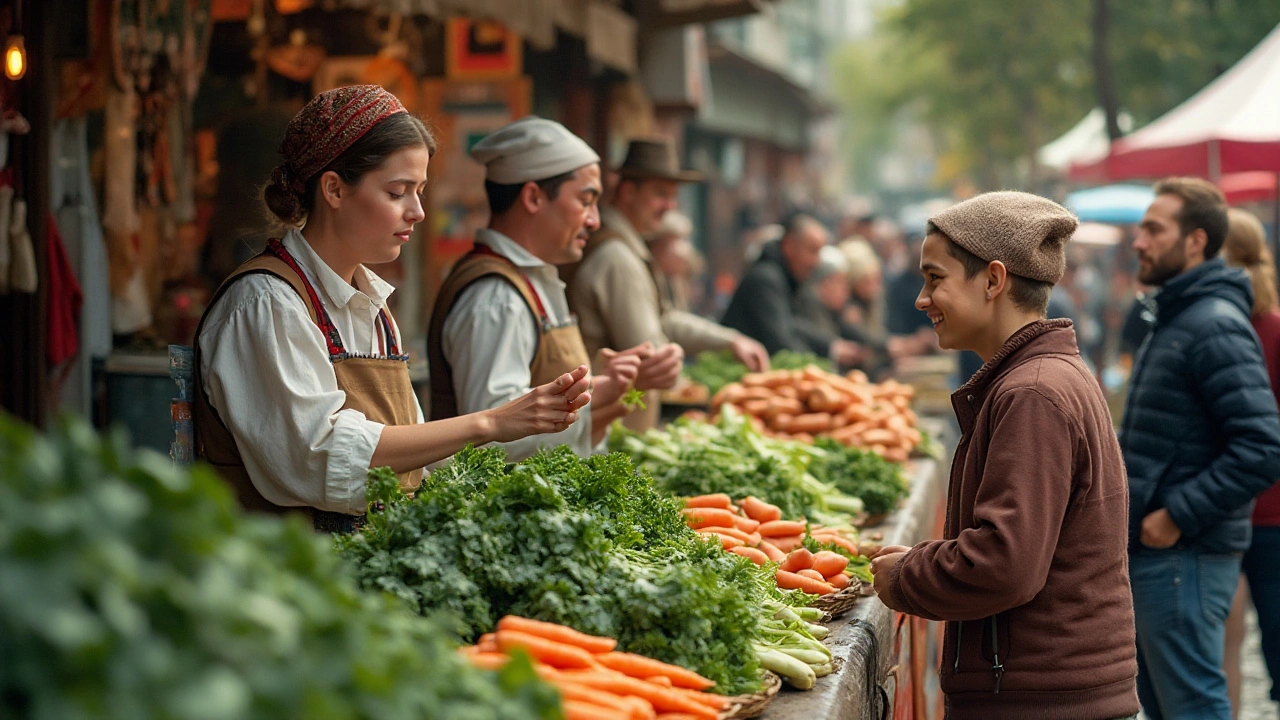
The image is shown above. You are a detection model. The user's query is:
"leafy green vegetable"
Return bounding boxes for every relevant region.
[807,437,910,517]
[621,388,647,410]
[684,350,833,394]
[338,446,775,695]
[610,406,864,520]
[0,416,559,720]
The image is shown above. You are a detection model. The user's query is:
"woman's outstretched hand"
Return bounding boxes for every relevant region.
[488,365,592,442]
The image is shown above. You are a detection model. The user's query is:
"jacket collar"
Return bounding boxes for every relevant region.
[758,240,801,292]
[282,228,394,310]
[1153,257,1253,323]
[600,206,653,262]
[956,319,1078,403]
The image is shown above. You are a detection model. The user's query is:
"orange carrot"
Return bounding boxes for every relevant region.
[696,529,744,549]
[622,695,658,720]
[780,547,814,573]
[758,520,807,537]
[655,715,703,720]
[496,616,616,654]
[680,507,739,529]
[466,652,512,671]
[646,675,673,687]
[553,680,638,714]
[797,568,827,582]
[740,496,782,523]
[560,671,718,718]
[729,545,769,565]
[757,539,787,562]
[563,699,626,720]
[709,525,753,543]
[596,652,716,690]
[769,534,806,552]
[495,629,600,669]
[812,550,850,577]
[732,515,761,533]
[812,532,860,556]
[776,569,836,595]
[827,572,852,590]
[683,493,733,510]
[674,688,733,709]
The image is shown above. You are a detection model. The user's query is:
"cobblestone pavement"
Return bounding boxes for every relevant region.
[1138,606,1277,720]
[1241,606,1278,720]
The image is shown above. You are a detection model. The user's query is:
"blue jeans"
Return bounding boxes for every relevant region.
[1243,526,1280,703]
[1130,547,1242,720]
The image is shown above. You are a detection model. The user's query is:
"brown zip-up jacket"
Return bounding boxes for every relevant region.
[883,320,1139,720]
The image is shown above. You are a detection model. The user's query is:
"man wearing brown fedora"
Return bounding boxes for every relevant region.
[566,138,769,431]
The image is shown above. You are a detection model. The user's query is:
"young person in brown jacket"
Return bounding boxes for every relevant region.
[870,191,1140,720]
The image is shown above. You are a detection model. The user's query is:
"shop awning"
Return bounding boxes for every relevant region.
[693,42,833,150]
[637,0,773,29]
[319,0,665,74]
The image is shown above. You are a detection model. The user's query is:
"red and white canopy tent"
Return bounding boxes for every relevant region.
[1069,22,1280,219]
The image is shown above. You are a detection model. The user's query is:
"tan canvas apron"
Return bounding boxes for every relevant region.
[193,238,423,532]
[427,245,590,421]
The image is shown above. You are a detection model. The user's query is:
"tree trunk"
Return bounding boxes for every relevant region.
[1092,0,1124,140]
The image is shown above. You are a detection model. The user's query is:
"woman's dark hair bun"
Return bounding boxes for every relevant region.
[263,165,306,225]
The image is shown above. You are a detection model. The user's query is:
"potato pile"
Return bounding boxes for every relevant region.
[709,366,921,462]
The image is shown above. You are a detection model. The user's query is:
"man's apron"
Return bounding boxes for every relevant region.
[427,245,590,421]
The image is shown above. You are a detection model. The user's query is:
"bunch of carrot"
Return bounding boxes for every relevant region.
[681,493,859,596]
[460,615,734,720]
[709,366,921,462]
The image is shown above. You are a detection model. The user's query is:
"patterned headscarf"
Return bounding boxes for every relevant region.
[270,84,407,194]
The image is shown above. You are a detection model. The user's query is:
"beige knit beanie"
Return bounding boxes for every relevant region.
[927,191,1078,284]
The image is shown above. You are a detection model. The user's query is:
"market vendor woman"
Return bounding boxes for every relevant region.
[193,85,590,531]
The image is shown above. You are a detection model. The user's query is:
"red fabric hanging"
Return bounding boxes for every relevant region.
[46,215,82,368]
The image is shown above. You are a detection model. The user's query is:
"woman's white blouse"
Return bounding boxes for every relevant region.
[198,229,423,514]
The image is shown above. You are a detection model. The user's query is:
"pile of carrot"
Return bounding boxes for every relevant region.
[709,366,921,462]
[681,493,859,596]
[459,615,734,720]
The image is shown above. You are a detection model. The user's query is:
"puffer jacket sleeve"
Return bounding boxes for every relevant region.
[1162,322,1280,538]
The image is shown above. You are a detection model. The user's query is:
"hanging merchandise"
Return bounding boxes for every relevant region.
[8,197,36,294]
[46,216,83,369]
[266,29,326,83]
[0,110,29,170]
[0,184,11,294]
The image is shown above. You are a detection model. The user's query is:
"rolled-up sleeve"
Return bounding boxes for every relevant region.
[442,277,595,462]
[200,279,384,514]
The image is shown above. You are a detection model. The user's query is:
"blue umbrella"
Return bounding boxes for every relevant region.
[1065,184,1156,224]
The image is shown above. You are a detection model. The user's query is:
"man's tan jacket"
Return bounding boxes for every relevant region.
[566,207,740,430]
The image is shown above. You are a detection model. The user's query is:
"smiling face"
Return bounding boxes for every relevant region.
[915,233,992,351]
[528,164,603,265]
[326,144,430,267]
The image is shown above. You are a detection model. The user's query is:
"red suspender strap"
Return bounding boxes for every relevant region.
[264,238,347,357]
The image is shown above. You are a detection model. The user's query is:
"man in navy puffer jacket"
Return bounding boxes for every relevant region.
[1120,177,1280,720]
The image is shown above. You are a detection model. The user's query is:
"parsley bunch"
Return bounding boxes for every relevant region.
[808,437,910,516]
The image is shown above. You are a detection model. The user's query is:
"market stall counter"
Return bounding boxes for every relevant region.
[762,426,950,720]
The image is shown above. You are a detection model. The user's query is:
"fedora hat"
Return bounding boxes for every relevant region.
[616,138,702,183]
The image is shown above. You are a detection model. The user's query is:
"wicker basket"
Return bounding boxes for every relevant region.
[810,579,864,618]
[720,671,782,719]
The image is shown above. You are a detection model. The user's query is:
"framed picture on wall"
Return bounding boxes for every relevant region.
[445,18,522,80]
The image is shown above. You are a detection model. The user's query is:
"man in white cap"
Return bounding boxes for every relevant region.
[426,117,672,461]
[566,138,769,431]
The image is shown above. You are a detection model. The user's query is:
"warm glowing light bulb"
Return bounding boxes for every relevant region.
[5,36,25,81]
